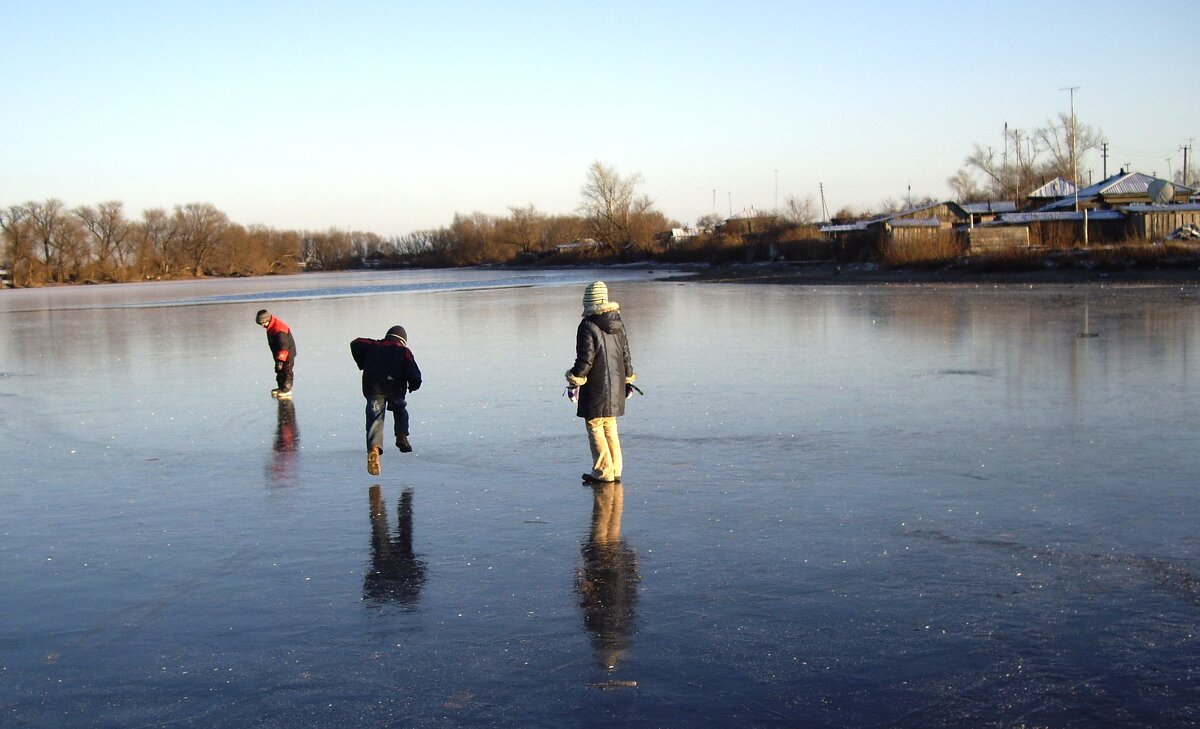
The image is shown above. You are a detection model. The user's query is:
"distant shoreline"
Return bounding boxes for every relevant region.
[662,261,1200,287]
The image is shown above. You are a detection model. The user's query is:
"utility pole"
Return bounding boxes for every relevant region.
[1003,122,1008,199]
[1060,86,1080,211]
[1100,141,1108,179]
[819,183,829,222]
[1181,143,1191,187]
[1060,85,1086,245]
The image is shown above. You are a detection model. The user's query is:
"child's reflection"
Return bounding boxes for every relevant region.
[269,398,299,484]
[364,486,427,608]
[576,482,640,671]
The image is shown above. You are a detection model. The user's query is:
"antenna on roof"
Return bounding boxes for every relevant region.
[1148,179,1175,206]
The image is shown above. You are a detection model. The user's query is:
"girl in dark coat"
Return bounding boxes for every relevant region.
[566,281,636,483]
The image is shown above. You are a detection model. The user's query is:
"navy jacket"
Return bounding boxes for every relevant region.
[351,338,422,399]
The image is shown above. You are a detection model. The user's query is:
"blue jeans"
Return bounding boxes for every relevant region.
[366,395,409,451]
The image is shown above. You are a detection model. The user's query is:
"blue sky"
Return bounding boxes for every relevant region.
[3,1,1197,235]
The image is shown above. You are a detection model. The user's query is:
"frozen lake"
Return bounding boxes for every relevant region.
[2,269,1198,727]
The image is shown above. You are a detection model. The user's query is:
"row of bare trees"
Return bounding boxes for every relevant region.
[0,200,316,286]
[947,113,1106,204]
[2,162,675,286]
[392,162,672,266]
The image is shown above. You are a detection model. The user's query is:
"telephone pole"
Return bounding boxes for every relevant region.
[1060,85,1085,245]
[1101,141,1108,179]
[1060,86,1080,211]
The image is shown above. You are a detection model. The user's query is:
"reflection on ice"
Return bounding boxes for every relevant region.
[269,398,299,484]
[364,486,427,608]
[577,482,639,673]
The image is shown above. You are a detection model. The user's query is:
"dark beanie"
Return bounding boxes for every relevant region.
[255,309,271,325]
[386,325,407,344]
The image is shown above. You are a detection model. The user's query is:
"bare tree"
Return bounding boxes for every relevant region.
[1034,111,1104,183]
[74,201,131,280]
[502,204,547,255]
[781,194,818,225]
[26,199,82,282]
[542,214,588,249]
[448,212,502,265]
[1,204,35,286]
[132,208,180,278]
[304,228,354,270]
[578,161,656,256]
[946,169,985,203]
[393,230,435,258]
[954,115,1104,204]
[173,202,230,276]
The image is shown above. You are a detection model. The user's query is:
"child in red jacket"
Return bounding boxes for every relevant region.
[256,309,296,399]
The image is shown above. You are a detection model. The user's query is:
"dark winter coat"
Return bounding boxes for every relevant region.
[265,316,296,363]
[569,306,634,419]
[351,338,422,399]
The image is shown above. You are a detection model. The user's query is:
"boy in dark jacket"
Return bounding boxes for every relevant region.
[256,309,296,399]
[566,281,636,484]
[351,325,422,476]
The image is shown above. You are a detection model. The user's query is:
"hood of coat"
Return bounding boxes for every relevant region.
[583,300,620,318]
[585,305,624,334]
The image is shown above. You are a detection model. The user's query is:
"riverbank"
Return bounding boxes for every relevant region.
[665,260,1200,286]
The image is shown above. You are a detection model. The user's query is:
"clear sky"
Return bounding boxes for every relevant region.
[3,0,1197,236]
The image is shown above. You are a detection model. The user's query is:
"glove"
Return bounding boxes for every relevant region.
[274,361,283,373]
[565,370,587,386]
[625,384,633,399]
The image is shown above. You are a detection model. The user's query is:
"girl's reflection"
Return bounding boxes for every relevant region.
[576,482,640,671]
[364,486,427,608]
[269,398,299,484]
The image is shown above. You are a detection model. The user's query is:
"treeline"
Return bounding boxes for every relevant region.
[0,198,674,287]
[1,162,693,287]
[0,199,314,286]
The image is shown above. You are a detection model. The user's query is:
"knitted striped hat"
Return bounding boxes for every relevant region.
[582,281,608,311]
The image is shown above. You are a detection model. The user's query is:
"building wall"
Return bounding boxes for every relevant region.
[1129,210,1200,240]
[968,227,1029,250]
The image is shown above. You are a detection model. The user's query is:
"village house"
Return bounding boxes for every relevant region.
[820,201,969,260]
[966,170,1197,249]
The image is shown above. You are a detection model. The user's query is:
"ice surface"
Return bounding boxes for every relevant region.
[1,269,1198,727]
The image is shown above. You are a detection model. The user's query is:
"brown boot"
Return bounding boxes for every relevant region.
[396,434,412,453]
[367,448,381,476]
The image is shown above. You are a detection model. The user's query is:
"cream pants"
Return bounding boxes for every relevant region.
[585,417,623,481]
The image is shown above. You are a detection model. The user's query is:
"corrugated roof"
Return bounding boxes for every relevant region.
[820,222,869,233]
[1028,177,1077,198]
[1123,203,1200,213]
[888,218,942,228]
[1040,172,1196,211]
[962,201,1018,214]
[990,210,1124,224]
